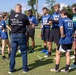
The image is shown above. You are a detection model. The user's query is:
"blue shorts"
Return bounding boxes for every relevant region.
[0,31,8,40]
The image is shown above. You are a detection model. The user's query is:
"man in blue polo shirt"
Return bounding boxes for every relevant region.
[27,10,38,53]
[41,7,51,57]
[47,4,61,58]
[50,9,74,73]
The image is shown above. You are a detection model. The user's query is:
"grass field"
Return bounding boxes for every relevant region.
[0,29,76,75]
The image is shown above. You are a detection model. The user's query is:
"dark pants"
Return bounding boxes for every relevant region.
[27,29,35,40]
[10,33,28,71]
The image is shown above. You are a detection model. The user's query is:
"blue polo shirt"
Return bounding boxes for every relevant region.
[51,12,60,29]
[59,17,74,44]
[41,14,51,29]
[28,15,38,25]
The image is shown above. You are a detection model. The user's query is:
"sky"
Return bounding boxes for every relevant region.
[0,0,76,13]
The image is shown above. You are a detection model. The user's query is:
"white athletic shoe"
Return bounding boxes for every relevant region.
[71,56,75,59]
[44,55,48,58]
[50,68,59,73]
[8,71,12,74]
[23,71,27,73]
[61,69,69,73]
[18,49,21,53]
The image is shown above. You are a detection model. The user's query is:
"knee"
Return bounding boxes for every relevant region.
[66,52,70,57]
[21,50,27,54]
[56,51,60,56]
[48,42,52,46]
[2,45,6,49]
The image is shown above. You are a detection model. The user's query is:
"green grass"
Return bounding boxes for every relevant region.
[0,29,76,75]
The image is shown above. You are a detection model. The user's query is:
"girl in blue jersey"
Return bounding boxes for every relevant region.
[50,9,75,73]
[1,13,11,60]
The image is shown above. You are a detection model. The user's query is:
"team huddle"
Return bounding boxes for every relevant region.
[39,4,76,73]
[0,3,76,74]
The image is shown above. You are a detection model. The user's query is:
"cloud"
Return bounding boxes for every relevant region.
[60,3,68,10]
[21,4,26,13]
[21,3,31,13]
[43,3,48,7]
[39,3,48,14]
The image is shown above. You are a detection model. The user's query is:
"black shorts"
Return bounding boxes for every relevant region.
[49,28,60,45]
[57,44,72,52]
[27,29,35,40]
[41,28,50,41]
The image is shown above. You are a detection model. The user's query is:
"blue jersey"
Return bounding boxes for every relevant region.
[0,20,6,29]
[41,14,51,29]
[51,12,60,29]
[59,17,74,44]
[28,15,38,25]
[72,14,76,30]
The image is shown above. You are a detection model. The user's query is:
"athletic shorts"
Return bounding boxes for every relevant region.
[49,28,60,45]
[0,31,8,40]
[57,44,72,52]
[27,29,35,40]
[41,28,50,41]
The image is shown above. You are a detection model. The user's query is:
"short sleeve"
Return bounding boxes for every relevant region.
[59,19,64,27]
[33,16,38,25]
[1,20,6,27]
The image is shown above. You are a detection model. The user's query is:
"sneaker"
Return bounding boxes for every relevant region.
[23,71,27,73]
[61,69,69,73]
[23,68,29,73]
[18,49,21,53]
[8,69,17,74]
[46,51,49,55]
[2,56,8,60]
[69,64,76,70]
[50,68,59,73]
[46,52,51,55]
[44,52,51,58]
[71,56,75,59]
[41,49,47,53]
[44,55,49,58]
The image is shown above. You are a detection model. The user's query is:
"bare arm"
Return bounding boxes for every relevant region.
[60,26,65,38]
[47,21,52,25]
[43,20,52,26]
[6,25,11,31]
